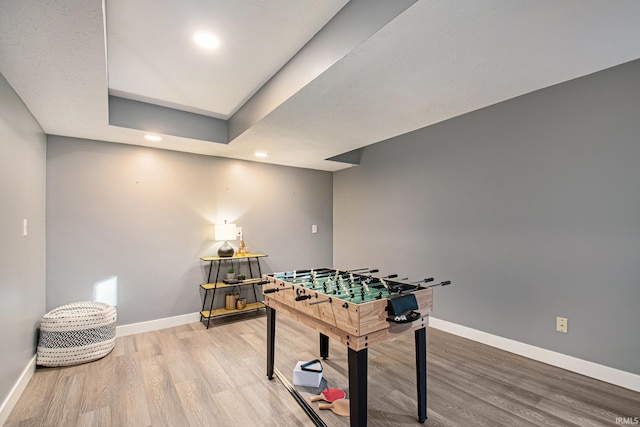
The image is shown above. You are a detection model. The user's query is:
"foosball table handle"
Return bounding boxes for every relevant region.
[423,280,452,289]
[264,286,293,294]
[346,268,379,274]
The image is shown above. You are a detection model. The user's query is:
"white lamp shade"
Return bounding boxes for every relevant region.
[215,223,237,241]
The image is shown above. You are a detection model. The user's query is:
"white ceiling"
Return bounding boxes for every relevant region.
[106,0,348,119]
[1,0,640,171]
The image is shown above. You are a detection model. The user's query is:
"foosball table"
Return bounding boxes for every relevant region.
[262,268,450,426]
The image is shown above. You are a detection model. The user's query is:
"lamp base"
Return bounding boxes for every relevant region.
[217,241,234,257]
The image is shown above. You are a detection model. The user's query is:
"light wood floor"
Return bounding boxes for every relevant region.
[6,312,639,426]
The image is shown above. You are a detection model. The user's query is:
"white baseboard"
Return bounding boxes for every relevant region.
[0,355,36,426]
[116,312,200,337]
[429,317,640,393]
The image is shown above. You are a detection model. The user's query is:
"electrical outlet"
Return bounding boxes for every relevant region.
[236,227,242,238]
[556,317,568,333]
[312,224,318,234]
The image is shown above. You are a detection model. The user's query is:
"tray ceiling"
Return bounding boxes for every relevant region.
[1,0,639,171]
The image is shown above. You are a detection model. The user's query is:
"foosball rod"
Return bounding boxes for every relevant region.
[297,268,381,283]
[308,297,332,306]
[282,276,346,289]
[346,267,379,273]
[422,280,451,289]
[274,268,333,278]
[307,277,434,301]
[263,286,294,294]
[324,279,408,298]
[326,276,422,296]
[275,271,399,297]
[320,273,411,289]
[273,276,424,300]
[337,280,435,302]
[278,268,380,285]
[300,268,380,280]
[411,277,434,285]
[274,269,346,282]
[305,275,392,293]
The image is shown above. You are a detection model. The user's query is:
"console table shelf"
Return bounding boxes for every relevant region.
[201,301,265,319]
[200,279,264,290]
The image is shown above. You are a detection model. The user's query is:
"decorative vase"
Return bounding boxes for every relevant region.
[236,298,247,310]
[225,294,236,310]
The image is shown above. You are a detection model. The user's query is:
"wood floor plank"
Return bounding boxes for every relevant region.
[174,377,225,427]
[39,368,86,427]
[208,388,262,426]
[534,398,615,427]
[5,367,60,423]
[3,418,40,427]
[140,354,189,427]
[76,406,111,427]
[156,326,191,364]
[79,353,115,413]
[110,333,136,357]
[542,392,621,424]
[428,355,570,427]
[547,372,640,415]
[133,330,163,359]
[7,315,639,427]
[110,353,151,427]
[188,343,236,394]
[166,351,200,385]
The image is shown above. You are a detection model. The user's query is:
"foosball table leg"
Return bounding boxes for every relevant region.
[319,333,329,359]
[415,327,427,423]
[348,347,368,427]
[267,306,276,380]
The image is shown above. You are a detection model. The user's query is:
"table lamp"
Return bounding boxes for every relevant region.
[215,221,237,257]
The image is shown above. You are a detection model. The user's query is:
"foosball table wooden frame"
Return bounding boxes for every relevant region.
[263,270,434,426]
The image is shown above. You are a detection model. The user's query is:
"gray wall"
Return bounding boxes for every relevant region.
[334,59,640,375]
[46,136,332,325]
[0,74,46,405]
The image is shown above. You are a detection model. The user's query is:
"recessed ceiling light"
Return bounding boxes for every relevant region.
[254,151,268,158]
[194,31,220,49]
[144,134,162,142]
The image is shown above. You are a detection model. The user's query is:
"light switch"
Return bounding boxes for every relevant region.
[23,219,28,236]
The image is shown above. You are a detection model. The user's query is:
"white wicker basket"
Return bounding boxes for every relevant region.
[37,301,117,367]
